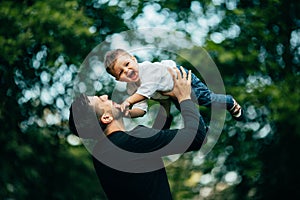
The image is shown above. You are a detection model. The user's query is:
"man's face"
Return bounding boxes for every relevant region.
[113,55,140,82]
[87,95,122,119]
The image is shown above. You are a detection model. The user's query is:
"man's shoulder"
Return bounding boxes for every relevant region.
[130,125,150,133]
[109,126,150,139]
[129,125,160,138]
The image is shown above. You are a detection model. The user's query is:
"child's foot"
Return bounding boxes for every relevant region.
[229,99,244,121]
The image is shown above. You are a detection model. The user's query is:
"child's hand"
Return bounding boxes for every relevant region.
[114,102,131,117]
[120,100,131,113]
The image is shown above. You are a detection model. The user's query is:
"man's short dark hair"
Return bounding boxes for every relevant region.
[69,94,106,139]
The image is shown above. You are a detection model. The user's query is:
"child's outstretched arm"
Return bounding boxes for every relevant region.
[120,93,147,113]
[127,108,146,118]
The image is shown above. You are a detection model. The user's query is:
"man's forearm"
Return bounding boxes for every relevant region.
[180,99,206,151]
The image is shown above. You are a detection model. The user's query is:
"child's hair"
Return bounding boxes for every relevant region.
[104,49,131,75]
[69,94,106,139]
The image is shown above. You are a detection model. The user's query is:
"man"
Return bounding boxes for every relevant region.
[69,67,207,200]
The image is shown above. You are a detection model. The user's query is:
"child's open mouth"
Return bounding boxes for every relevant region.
[127,70,138,80]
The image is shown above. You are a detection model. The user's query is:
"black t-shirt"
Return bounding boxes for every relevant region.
[92,100,206,200]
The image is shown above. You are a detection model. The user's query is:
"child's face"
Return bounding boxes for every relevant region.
[113,55,140,83]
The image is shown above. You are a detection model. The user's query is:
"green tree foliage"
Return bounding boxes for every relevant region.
[0,0,122,199]
[203,0,300,199]
[160,0,300,199]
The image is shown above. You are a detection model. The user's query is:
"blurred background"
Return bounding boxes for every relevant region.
[1,0,299,199]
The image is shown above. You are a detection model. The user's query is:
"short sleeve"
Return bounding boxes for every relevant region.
[160,60,177,68]
[132,99,148,112]
[136,62,165,98]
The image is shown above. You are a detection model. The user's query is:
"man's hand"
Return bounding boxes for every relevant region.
[164,66,192,103]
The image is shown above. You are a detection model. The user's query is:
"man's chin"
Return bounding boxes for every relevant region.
[112,108,123,119]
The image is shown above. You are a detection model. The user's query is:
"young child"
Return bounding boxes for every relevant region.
[104,49,244,121]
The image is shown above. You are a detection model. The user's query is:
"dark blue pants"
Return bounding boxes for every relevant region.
[178,66,234,110]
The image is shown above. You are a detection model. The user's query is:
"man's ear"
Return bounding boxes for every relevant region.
[100,113,113,124]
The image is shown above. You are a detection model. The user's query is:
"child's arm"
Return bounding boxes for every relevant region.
[126,93,147,105]
[120,93,147,113]
[127,108,146,118]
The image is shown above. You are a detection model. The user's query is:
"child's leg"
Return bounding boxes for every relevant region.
[191,74,245,121]
[178,66,244,121]
[192,77,234,110]
[177,66,233,108]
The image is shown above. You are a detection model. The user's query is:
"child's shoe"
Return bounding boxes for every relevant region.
[229,99,244,121]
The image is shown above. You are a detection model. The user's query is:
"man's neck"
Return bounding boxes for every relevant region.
[104,120,125,136]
